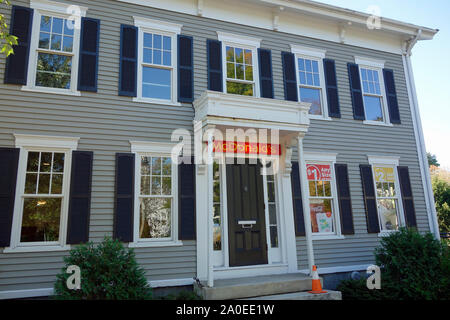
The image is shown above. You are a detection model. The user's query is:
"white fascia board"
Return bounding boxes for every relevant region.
[130,140,177,154]
[304,151,337,162]
[367,155,400,166]
[30,0,87,17]
[133,16,182,34]
[355,56,385,68]
[290,44,326,59]
[217,31,262,48]
[14,134,79,150]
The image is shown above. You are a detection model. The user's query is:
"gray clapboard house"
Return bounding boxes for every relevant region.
[0,0,439,299]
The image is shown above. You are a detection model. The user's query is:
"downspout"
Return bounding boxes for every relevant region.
[402,29,441,239]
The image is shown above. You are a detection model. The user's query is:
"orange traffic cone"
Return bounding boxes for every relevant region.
[308,265,327,294]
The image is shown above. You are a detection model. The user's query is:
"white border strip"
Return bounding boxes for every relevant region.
[148,278,194,288]
[0,287,54,300]
[299,264,370,275]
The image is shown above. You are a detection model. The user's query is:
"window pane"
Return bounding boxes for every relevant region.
[51,34,62,50]
[306,72,313,85]
[141,156,151,175]
[162,157,171,175]
[162,177,171,195]
[27,152,40,172]
[244,50,252,65]
[226,81,253,96]
[298,58,305,71]
[20,198,61,242]
[141,176,150,195]
[163,36,171,50]
[52,18,63,34]
[299,87,322,115]
[226,46,234,62]
[52,153,64,172]
[213,204,221,251]
[153,49,162,64]
[270,226,278,248]
[36,53,72,89]
[51,173,63,194]
[378,199,398,231]
[316,180,324,197]
[144,33,152,48]
[269,204,277,224]
[39,32,50,49]
[139,198,171,238]
[63,19,74,36]
[235,48,243,63]
[151,157,162,175]
[227,62,235,78]
[305,59,312,72]
[309,181,316,196]
[151,176,161,195]
[40,16,51,32]
[142,67,171,100]
[312,60,319,73]
[323,181,332,197]
[38,173,50,194]
[62,36,73,52]
[268,182,275,202]
[310,199,333,233]
[25,173,37,194]
[163,51,171,66]
[313,73,320,87]
[143,48,152,63]
[40,153,52,172]
[245,65,253,81]
[363,95,383,121]
[153,34,162,49]
[299,71,306,85]
[236,64,244,80]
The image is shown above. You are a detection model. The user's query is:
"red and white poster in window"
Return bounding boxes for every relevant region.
[306,164,332,181]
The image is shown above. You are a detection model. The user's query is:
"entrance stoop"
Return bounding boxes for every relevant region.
[194,273,341,300]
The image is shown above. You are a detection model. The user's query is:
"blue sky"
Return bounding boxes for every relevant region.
[317,0,450,168]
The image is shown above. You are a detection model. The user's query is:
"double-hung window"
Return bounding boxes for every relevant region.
[304,153,342,238]
[291,45,329,118]
[24,0,87,95]
[368,156,404,233]
[134,17,182,104]
[355,57,390,125]
[6,134,79,252]
[217,32,261,97]
[130,141,180,247]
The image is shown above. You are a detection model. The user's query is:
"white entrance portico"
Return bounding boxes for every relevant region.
[193,90,313,287]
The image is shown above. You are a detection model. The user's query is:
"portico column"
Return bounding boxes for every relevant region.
[297,135,315,275]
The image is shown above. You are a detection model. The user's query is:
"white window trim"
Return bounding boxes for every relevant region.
[291,45,330,120]
[129,140,182,248]
[3,134,79,253]
[22,0,87,96]
[217,31,261,98]
[355,56,392,126]
[133,16,182,106]
[367,155,405,236]
[304,152,343,240]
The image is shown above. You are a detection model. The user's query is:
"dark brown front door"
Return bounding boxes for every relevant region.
[226,160,268,267]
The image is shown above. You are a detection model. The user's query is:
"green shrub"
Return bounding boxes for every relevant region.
[54,237,152,300]
[337,228,450,300]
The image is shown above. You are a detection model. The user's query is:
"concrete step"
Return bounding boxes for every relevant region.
[195,273,317,300]
[240,290,342,300]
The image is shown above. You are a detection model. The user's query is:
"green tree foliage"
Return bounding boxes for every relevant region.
[337,228,450,300]
[54,237,152,300]
[432,176,450,233]
[0,0,18,56]
[427,152,440,167]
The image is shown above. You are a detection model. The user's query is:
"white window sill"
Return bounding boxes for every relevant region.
[133,97,182,106]
[363,120,393,127]
[128,240,183,248]
[309,115,333,121]
[312,235,345,241]
[2,245,71,253]
[21,86,81,96]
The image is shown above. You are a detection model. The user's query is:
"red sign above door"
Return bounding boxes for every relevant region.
[211,140,281,156]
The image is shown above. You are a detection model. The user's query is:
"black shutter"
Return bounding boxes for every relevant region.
[348,63,365,120]
[281,51,298,102]
[323,59,341,118]
[383,69,401,124]
[67,151,93,244]
[360,164,380,233]
[179,157,196,240]
[114,153,135,242]
[0,148,20,247]
[207,39,222,92]
[119,25,138,97]
[335,164,354,235]
[258,48,274,99]
[178,35,194,103]
[78,18,100,92]
[291,161,306,236]
[4,6,33,85]
[397,166,417,228]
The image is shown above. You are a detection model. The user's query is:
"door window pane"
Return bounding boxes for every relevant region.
[213,162,222,251]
